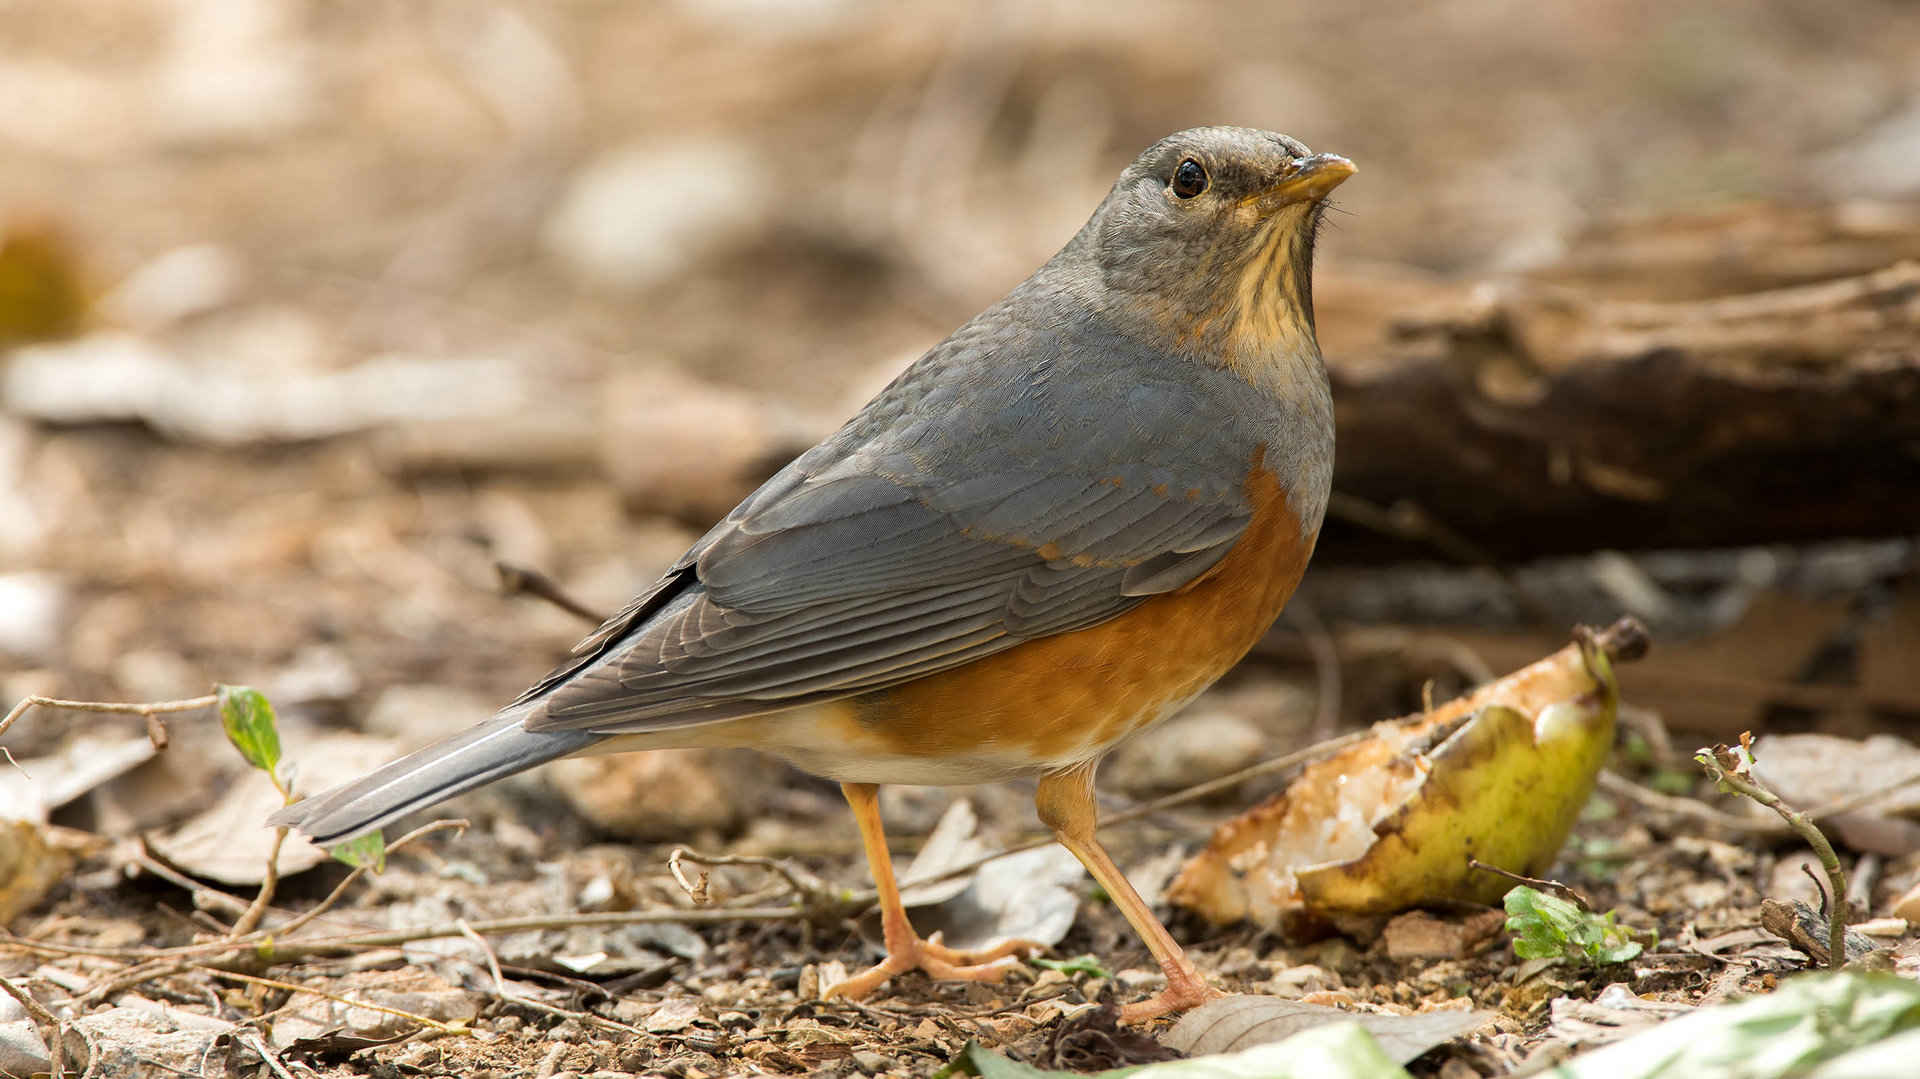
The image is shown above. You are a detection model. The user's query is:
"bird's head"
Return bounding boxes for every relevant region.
[1066,126,1354,384]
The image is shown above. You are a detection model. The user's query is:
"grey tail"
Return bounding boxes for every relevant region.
[268,705,602,846]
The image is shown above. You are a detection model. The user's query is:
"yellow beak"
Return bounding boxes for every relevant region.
[1248,153,1356,211]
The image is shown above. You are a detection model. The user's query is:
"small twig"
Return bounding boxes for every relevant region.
[76,956,198,1009]
[48,819,470,1009]
[494,560,608,625]
[1697,735,1849,969]
[135,1054,199,1078]
[255,906,809,963]
[668,847,840,909]
[200,967,473,1037]
[238,1032,296,1079]
[0,693,215,743]
[133,846,259,923]
[668,850,711,906]
[455,920,644,1038]
[1800,863,1830,917]
[229,828,287,938]
[0,974,67,1078]
[269,819,468,939]
[116,818,468,951]
[1467,858,1593,912]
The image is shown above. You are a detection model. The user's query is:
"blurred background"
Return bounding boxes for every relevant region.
[2,0,1918,848]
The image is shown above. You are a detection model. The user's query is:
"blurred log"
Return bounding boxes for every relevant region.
[1321,202,1920,562]
[1528,201,1920,301]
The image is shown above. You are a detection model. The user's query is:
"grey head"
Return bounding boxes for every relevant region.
[1048,126,1354,389]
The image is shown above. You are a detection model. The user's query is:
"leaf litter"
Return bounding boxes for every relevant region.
[2,617,1919,1076]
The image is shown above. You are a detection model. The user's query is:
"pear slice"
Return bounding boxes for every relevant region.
[1169,619,1646,927]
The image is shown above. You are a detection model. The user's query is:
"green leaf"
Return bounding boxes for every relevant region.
[1552,972,1920,1079]
[936,1021,1413,1079]
[1504,885,1643,967]
[1033,955,1113,978]
[216,684,282,775]
[329,830,387,873]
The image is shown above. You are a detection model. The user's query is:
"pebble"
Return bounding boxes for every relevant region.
[102,244,242,328]
[0,572,65,663]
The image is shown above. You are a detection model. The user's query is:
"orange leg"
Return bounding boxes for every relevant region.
[1035,763,1224,1023]
[823,783,1038,1001]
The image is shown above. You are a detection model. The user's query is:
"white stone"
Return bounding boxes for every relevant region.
[0,573,65,663]
[101,244,243,329]
[543,139,768,289]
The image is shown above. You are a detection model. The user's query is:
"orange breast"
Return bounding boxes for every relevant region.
[813,447,1315,776]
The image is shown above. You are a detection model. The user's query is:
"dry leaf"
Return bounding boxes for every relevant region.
[0,735,155,821]
[147,732,396,885]
[865,799,1085,953]
[1163,994,1488,1061]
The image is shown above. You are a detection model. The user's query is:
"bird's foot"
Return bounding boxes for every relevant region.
[1117,969,1226,1024]
[822,932,1038,1001]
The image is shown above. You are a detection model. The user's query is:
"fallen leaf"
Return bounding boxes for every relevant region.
[1547,983,1694,1050]
[867,799,1086,954]
[0,735,156,821]
[895,799,993,908]
[646,997,705,1034]
[1892,880,1920,922]
[1163,994,1488,1062]
[147,732,396,884]
[1751,733,1920,856]
[1752,736,1920,816]
[0,819,99,924]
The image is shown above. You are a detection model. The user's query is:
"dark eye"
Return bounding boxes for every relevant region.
[1172,158,1208,199]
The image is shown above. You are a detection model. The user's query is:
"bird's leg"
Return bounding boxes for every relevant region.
[1035,763,1224,1023]
[823,782,1035,1001]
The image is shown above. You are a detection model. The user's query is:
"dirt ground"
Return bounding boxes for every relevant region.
[2,1,1919,1076]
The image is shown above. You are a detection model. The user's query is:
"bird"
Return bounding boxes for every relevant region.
[272,126,1351,1023]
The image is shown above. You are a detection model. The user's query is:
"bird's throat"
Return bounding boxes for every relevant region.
[1211,207,1324,394]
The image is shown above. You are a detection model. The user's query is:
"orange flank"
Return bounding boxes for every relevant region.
[834,447,1313,769]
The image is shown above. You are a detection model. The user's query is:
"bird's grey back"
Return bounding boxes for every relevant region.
[517,264,1331,733]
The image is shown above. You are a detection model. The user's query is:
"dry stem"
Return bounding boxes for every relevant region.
[495,559,608,625]
[669,847,842,911]
[1696,735,1849,969]
[1467,857,1594,912]
[200,967,473,1037]
[228,828,287,938]
[0,974,68,1077]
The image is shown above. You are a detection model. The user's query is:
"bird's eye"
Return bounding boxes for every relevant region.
[1171,159,1208,199]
